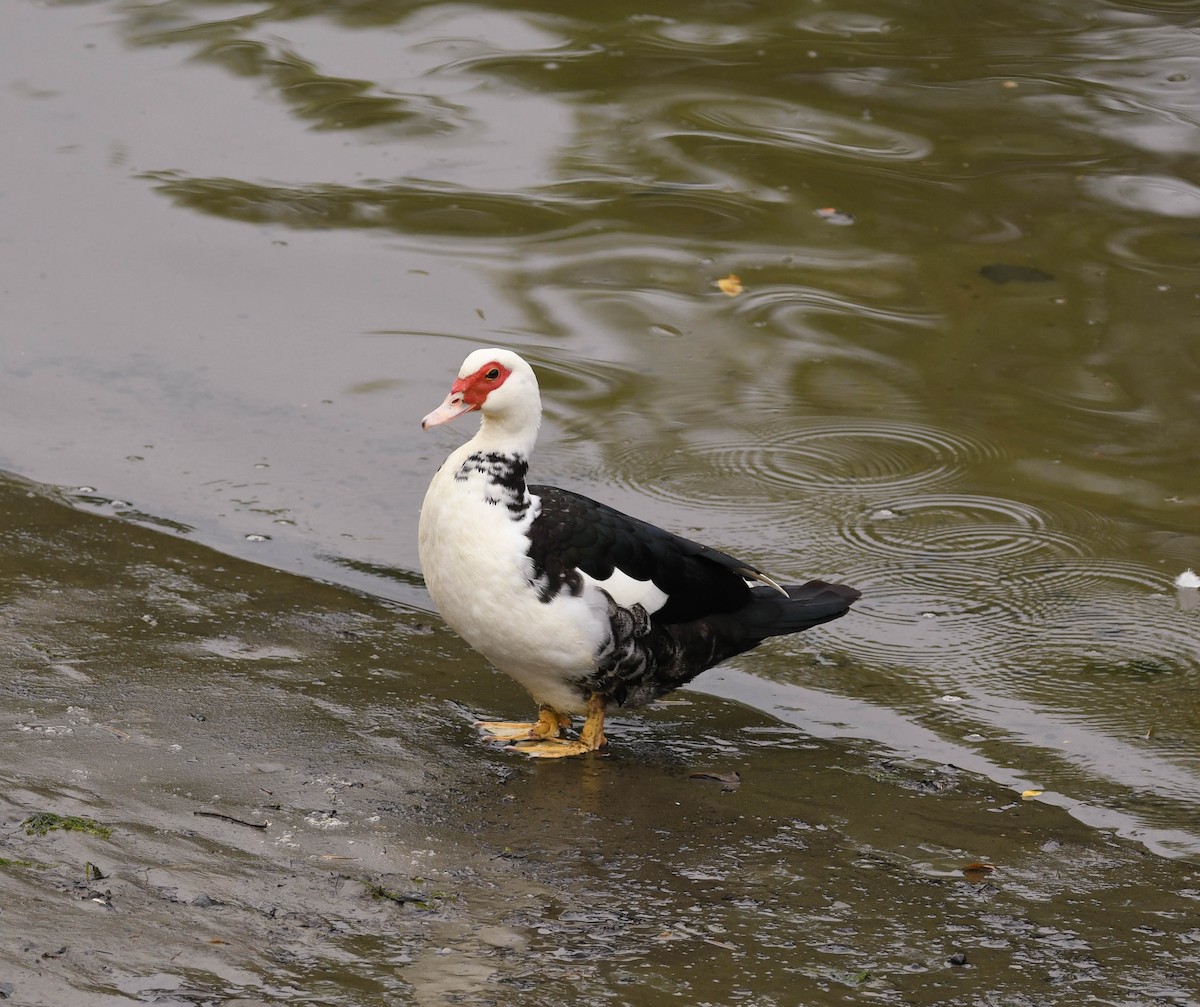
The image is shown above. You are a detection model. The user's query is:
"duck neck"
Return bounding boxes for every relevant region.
[469,393,541,461]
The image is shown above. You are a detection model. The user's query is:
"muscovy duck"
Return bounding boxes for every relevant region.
[418,348,860,758]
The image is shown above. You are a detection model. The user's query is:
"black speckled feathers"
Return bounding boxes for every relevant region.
[528,485,769,621]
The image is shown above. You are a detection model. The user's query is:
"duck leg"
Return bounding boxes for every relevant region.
[476,704,571,743]
[510,693,607,758]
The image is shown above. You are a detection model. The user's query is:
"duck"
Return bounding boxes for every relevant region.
[418,348,860,758]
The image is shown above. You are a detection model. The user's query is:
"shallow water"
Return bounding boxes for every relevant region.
[3,0,1200,1002]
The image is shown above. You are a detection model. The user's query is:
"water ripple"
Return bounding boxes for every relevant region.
[608,418,999,515]
[1105,222,1200,270]
[675,97,933,162]
[843,493,1087,561]
[751,419,1001,493]
[827,553,1196,682]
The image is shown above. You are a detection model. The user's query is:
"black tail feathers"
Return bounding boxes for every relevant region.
[675,578,860,677]
[748,579,861,639]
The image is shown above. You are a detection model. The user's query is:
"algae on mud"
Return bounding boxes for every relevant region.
[21,814,113,840]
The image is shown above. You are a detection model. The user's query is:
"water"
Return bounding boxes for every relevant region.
[2,0,1200,1003]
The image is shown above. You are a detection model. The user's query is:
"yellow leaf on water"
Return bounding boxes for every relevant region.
[1021,789,1043,799]
[716,274,743,296]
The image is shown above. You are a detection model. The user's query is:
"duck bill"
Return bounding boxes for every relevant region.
[421,391,475,429]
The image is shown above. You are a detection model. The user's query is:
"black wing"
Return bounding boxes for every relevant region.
[527,484,771,623]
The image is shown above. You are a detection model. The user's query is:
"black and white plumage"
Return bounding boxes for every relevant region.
[418,348,860,757]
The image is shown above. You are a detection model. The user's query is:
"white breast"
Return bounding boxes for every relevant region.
[418,447,611,714]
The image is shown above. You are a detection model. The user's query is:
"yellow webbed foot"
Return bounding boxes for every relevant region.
[509,737,599,759]
[475,705,571,743]
[476,720,540,741]
[507,694,608,759]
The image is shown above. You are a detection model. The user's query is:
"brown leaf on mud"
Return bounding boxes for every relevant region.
[961,862,996,884]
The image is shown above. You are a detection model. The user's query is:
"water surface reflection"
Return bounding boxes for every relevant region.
[4,0,1199,863]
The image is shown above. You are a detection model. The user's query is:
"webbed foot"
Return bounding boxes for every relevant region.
[505,693,607,758]
[475,705,571,743]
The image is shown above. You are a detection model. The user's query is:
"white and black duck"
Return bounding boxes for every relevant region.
[418,348,860,757]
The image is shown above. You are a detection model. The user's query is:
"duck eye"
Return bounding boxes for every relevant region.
[485,368,500,380]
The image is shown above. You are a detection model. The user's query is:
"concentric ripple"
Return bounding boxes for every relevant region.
[753,419,1001,493]
[841,493,1087,561]
[819,560,1049,673]
[608,418,1000,512]
[1017,558,1198,667]
[822,553,1198,685]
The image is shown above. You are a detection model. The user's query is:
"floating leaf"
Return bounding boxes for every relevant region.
[716,274,743,296]
[1021,789,1043,799]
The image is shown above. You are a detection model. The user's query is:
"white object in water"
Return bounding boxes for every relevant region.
[1175,568,1200,589]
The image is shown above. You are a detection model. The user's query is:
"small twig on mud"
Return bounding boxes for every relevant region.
[192,810,268,829]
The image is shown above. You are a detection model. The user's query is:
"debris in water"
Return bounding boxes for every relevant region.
[1021,789,1043,800]
[716,274,744,296]
[1178,569,1199,611]
[815,206,856,226]
[1174,568,1200,589]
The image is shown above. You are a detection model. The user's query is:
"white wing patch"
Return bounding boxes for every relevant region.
[580,567,670,614]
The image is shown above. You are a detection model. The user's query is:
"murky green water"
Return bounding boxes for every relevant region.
[3,0,1199,1003]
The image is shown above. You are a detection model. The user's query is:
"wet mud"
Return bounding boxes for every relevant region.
[3,475,1197,1006]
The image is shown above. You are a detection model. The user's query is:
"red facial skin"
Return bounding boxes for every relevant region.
[421,360,513,429]
[452,361,512,409]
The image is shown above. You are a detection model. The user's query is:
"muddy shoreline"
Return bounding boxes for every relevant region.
[3,474,1198,1006]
